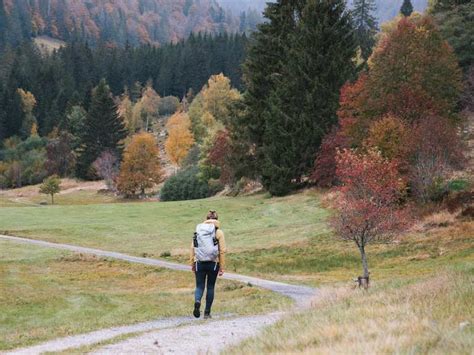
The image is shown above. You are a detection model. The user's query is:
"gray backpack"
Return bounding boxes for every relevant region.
[193,223,219,262]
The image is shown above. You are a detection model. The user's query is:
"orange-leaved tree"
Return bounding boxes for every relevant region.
[117,132,162,196]
[366,16,462,122]
[165,111,194,168]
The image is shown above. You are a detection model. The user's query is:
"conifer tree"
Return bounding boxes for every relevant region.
[242,0,356,196]
[77,79,127,179]
[400,0,414,16]
[352,0,378,61]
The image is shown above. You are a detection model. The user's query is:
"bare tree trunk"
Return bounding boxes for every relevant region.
[359,245,370,289]
[51,193,54,205]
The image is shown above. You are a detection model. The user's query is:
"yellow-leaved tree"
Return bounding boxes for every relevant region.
[17,88,37,138]
[165,111,195,168]
[188,74,241,143]
[117,132,162,196]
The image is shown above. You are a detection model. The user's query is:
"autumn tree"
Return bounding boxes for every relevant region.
[93,150,119,191]
[117,93,136,134]
[77,79,127,179]
[165,112,195,168]
[407,116,465,202]
[366,16,462,123]
[17,89,37,138]
[117,133,162,197]
[205,129,234,184]
[188,74,241,143]
[139,83,160,131]
[331,149,410,287]
[39,175,61,204]
[45,130,76,177]
[364,115,409,161]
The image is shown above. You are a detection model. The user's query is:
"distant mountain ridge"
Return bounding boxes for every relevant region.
[0,0,238,48]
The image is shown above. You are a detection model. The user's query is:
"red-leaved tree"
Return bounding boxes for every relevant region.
[206,130,234,184]
[331,149,411,287]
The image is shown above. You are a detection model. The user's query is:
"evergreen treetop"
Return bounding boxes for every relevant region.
[400,0,414,16]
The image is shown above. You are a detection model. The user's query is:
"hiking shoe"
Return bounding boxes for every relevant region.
[193,301,201,318]
[204,312,212,319]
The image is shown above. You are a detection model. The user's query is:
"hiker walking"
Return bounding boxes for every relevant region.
[191,210,226,319]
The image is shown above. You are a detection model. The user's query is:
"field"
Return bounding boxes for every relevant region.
[0,240,288,351]
[0,185,472,352]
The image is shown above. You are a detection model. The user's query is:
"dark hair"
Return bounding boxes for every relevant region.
[207,210,218,220]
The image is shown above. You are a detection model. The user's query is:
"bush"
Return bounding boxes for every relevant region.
[160,167,209,201]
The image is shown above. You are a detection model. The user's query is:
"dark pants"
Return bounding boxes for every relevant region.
[194,261,219,313]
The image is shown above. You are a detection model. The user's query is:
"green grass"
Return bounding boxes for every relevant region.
[0,190,121,207]
[227,264,474,354]
[0,240,289,351]
[0,190,329,257]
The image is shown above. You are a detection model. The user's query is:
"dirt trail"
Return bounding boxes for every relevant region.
[1,235,317,355]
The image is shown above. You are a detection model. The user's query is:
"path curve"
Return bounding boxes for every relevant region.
[1,235,317,354]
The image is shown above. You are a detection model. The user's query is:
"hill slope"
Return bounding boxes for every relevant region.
[0,0,237,48]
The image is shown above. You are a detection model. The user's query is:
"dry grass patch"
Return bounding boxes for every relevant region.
[229,266,473,354]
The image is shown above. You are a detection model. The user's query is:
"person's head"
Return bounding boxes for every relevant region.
[206,210,218,220]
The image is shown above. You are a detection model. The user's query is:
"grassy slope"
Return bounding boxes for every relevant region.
[228,265,473,354]
[0,240,288,351]
[0,190,329,257]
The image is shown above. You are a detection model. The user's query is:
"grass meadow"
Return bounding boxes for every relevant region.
[0,240,289,350]
[0,186,472,352]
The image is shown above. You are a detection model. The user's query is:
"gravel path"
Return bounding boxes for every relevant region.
[1,235,317,354]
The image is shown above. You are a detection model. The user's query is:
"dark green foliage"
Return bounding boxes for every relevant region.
[0,33,247,141]
[352,0,378,61]
[160,167,209,201]
[76,79,127,179]
[430,0,474,70]
[241,0,356,196]
[400,0,414,16]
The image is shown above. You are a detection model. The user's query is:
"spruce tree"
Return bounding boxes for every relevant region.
[352,0,378,61]
[240,0,356,196]
[400,0,414,16]
[263,0,356,195]
[77,79,127,179]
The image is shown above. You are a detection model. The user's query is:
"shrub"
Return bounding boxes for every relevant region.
[160,167,209,201]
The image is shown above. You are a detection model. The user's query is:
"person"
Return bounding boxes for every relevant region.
[190,210,226,319]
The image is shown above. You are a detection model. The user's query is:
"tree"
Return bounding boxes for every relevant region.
[430,0,473,70]
[407,116,464,202]
[331,149,411,287]
[45,130,76,177]
[39,175,61,204]
[93,150,119,191]
[364,115,409,161]
[258,0,357,195]
[205,129,234,184]
[77,79,127,179]
[17,88,37,138]
[165,112,195,168]
[352,0,378,61]
[366,16,462,123]
[117,132,162,197]
[400,0,414,16]
[139,83,160,131]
